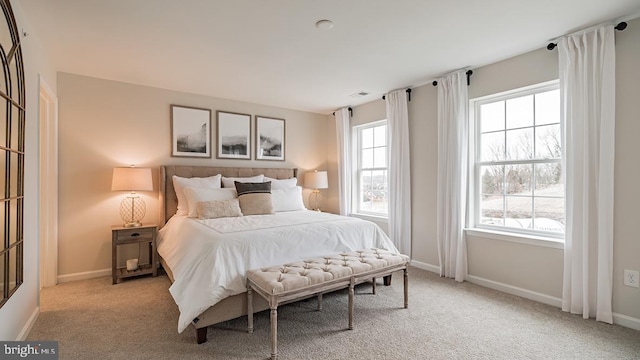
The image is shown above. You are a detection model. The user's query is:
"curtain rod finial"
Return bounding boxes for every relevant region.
[615,22,627,31]
[547,42,557,51]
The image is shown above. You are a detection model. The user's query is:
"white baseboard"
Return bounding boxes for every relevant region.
[612,312,640,331]
[409,262,562,308]
[410,260,440,274]
[465,274,640,330]
[16,306,39,341]
[57,268,111,283]
[465,274,563,308]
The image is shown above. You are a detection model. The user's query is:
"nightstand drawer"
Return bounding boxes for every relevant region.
[115,228,154,242]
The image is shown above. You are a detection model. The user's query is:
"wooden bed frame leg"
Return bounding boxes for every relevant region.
[383,274,392,286]
[196,327,207,344]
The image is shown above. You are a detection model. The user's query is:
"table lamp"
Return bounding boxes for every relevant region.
[111,166,153,227]
[304,170,328,211]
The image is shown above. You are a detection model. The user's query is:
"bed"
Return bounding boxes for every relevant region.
[157,165,399,343]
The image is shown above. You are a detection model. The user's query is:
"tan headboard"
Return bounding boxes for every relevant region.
[159,165,298,226]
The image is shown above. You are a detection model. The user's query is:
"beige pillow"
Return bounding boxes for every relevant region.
[183,187,237,217]
[196,199,243,219]
[235,181,274,215]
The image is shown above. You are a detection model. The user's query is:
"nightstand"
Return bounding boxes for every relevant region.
[111,224,158,284]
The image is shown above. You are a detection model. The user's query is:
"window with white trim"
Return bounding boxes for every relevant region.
[471,81,564,237]
[353,120,388,217]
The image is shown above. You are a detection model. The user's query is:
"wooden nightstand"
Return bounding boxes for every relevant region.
[111,224,158,284]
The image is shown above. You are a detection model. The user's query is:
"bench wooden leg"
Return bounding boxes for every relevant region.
[383,274,392,286]
[247,287,254,334]
[372,277,377,294]
[317,293,323,311]
[348,279,354,330]
[404,268,409,309]
[196,327,207,344]
[270,307,278,360]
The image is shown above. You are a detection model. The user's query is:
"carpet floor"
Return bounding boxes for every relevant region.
[27,267,640,359]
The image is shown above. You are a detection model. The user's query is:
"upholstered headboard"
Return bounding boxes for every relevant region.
[159,165,298,227]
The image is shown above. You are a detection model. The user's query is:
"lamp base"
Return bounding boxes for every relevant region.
[309,190,323,212]
[120,194,146,228]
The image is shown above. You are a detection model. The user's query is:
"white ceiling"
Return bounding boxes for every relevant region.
[19,0,640,114]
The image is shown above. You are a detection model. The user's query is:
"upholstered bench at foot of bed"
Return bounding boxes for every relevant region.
[246,248,410,360]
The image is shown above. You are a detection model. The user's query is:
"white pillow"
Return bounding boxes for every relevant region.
[172,175,222,216]
[264,176,298,190]
[183,187,237,217]
[221,175,264,188]
[271,186,306,212]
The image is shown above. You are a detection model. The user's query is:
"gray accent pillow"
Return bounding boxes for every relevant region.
[235,181,274,215]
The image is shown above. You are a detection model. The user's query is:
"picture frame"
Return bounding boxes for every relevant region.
[217,111,251,160]
[255,116,285,161]
[171,105,211,158]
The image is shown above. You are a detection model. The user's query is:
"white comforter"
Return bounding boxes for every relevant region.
[157,210,398,333]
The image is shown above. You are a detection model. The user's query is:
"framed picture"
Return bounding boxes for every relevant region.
[255,116,285,161]
[171,105,211,158]
[217,111,251,160]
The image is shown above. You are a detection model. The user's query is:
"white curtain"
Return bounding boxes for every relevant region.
[386,90,412,257]
[335,107,351,216]
[436,70,468,282]
[560,25,615,324]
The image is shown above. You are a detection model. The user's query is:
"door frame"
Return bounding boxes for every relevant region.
[38,75,58,288]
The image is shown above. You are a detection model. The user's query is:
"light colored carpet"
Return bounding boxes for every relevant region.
[28,267,640,360]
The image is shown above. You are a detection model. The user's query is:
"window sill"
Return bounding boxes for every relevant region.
[465,228,564,249]
[350,213,388,223]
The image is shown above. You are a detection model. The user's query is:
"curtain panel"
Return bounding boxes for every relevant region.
[385,90,412,257]
[335,107,352,216]
[436,70,469,282]
[560,25,615,324]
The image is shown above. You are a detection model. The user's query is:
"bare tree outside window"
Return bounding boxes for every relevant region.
[475,84,564,235]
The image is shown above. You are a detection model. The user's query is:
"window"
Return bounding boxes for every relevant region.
[472,81,564,237]
[353,120,388,216]
[0,0,26,308]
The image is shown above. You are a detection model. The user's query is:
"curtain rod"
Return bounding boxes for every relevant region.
[382,88,412,101]
[546,21,627,51]
[332,107,352,117]
[432,70,473,87]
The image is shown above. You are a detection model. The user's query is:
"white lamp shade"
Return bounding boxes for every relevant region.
[111,167,153,191]
[304,170,328,190]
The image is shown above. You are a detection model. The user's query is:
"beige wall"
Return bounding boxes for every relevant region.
[346,17,640,325]
[612,18,640,321]
[465,47,564,299]
[0,0,57,340]
[465,20,640,322]
[57,73,329,277]
[345,85,440,264]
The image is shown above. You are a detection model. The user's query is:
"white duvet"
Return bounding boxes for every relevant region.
[157,210,398,333]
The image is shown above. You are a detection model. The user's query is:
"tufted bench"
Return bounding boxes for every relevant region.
[246,248,410,360]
